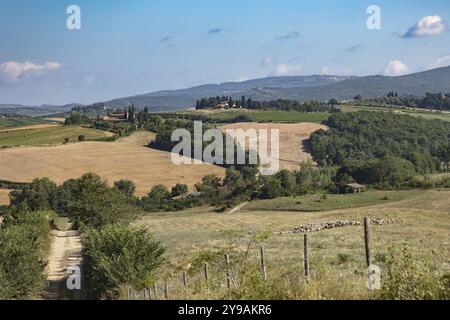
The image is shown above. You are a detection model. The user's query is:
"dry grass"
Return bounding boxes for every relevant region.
[0,131,224,196]
[219,122,327,170]
[137,189,450,299]
[0,189,11,205]
[0,123,61,133]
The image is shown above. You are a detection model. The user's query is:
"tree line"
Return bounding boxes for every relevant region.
[310,111,450,187]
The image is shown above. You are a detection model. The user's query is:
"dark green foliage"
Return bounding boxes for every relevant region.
[114,179,136,198]
[78,135,86,142]
[310,112,450,178]
[59,174,138,228]
[82,224,165,299]
[259,176,283,199]
[10,178,59,212]
[171,183,188,197]
[65,112,89,125]
[196,96,337,113]
[10,174,138,228]
[0,211,54,299]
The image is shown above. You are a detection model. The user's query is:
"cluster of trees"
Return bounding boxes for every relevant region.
[352,92,450,111]
[9,174,138,228]
[196,96,338,113]
[3,175,166,299]
[310,111,450,186]
[187,162,338,211]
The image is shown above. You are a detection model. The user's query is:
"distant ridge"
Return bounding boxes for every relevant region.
[102,66,450,110]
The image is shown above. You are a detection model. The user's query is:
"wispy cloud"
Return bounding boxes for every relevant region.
[270,63,303,76]
[0,61,61,85]
[260,56,276,67]
[208,28,223,35]
[428,54,450,69]
[275,31,300,40]
[345,44,362,52]
[159,36,172,43]
[403,16,447,38]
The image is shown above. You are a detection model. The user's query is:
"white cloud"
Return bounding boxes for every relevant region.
[270,63,303,77]
[320,66,330,75]
[0,61,61,84]
[428,55,450,69]
[403,15,447,38]
[236,75,249,82]
[383,60,409,76]
[260,56,275,67]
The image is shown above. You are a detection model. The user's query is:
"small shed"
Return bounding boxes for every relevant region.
[345,183,365,194]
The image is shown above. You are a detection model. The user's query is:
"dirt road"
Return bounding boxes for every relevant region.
[45,230,83,300]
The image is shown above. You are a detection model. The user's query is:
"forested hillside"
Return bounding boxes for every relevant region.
[310,112,450,180]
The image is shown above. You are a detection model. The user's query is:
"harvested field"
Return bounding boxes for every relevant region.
[219,122,327,170]
[0,131,224,196]
[0,123,61,132]
[0,189,11,205]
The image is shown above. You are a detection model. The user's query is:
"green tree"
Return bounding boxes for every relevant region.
[171,183,188,197]
[114,180,136,198]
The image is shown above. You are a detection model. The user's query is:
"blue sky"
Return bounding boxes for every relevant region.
[0,0,449,105]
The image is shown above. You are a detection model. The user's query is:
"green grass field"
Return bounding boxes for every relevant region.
[341,105,450,122]
[137,189,450,299]
[0,117,51,129]
[245,190,419,212]
[188,110,330,123]
[0,125,113,147]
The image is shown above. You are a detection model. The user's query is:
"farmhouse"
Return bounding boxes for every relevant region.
[102,111,129,122]
[344,183,366,194]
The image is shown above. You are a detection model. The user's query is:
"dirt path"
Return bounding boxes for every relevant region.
[45,230,83,300]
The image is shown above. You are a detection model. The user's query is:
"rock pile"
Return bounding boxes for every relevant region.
[275,218,402,235]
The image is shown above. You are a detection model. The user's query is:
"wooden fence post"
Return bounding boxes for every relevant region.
[260,246,267,281]
[304,234,310,283]
[225,254,231,290]
[364,217,371,267]
[204,262,209,285]
[153,283,158,300]
[164,282,169,300]
[183,271,188,289]
[127,287,132,300]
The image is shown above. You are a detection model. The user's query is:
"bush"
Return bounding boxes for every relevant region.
[0,211,53,299]
[78,135,86,142]
[114,179,136,198]
[82,224,165,299]
[379,245,449,300]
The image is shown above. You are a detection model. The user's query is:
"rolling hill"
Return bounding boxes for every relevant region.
[102,66,450,110]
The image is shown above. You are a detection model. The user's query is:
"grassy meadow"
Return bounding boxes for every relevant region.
[187,109,331,123]
[137,189,450,299]
[0,117,51,129]
[341,105,450,122]
[0,125,114,148]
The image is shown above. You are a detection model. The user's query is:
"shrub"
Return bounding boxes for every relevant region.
[82,224,165,299]
[0,211,53,299]
[78,135,86,142]
[114,179,136,198]
[379,245,449,300]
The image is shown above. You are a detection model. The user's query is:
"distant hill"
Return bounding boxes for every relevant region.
[103,75,355,110]
[0,103,77,116]
[102,66,450,110]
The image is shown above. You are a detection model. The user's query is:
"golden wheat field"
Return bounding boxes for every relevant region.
[219,122,327,170]
[0,131,224,197]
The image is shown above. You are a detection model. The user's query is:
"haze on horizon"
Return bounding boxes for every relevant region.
[0,0,449,106]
